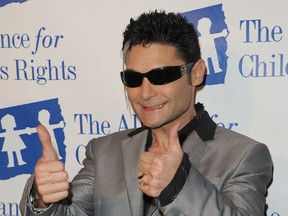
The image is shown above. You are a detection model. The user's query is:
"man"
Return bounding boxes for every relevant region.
[20,10,273,215]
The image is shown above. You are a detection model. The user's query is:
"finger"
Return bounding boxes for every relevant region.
[137,172,145,179]
[138,161,150,174]
[37,124,58,161]
[38,181,70,196]
[35,160,65,173]
[140,151,155,164]
[41,190,69,204]
[138,173,150,187]
[139,175,162,197]
[36,170,68,185]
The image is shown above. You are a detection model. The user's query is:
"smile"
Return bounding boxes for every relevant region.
[143,104,165,110]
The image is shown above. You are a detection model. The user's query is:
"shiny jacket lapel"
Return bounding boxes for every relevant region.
[183,131,211,165]
[121,129,148,216]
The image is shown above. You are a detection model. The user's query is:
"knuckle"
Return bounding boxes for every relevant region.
[34,163,45,173]
[62,190,69,198]
[150,170,160,178]
[42,195,52,204]
[63,171,69,180]
[36,186,46,196]
[64,182,70,190]
[36,176,47,185]
[149,176,158,187]
[153,157,164,167]
[61,181,69,190]
[57,162,65,170]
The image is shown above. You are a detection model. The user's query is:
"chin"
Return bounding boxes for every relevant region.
[142,121,160,129]
[143,120,168,129]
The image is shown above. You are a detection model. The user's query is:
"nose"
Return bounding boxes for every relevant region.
[140,78,157,100]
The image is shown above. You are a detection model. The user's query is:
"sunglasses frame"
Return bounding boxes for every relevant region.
[120,62,194,88]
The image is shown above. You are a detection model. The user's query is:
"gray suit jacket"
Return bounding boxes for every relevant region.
[20,118,273,216]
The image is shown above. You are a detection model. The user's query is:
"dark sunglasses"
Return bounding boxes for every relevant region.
[120,62,194,88]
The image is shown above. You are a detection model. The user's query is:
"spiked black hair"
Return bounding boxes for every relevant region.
[122,10,201,63]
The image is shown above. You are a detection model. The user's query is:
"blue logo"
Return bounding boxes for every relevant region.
[0,98,66,180]
[182,4,229,85]
[0,0,29,7]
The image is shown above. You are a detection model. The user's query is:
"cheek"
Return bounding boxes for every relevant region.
[126,88,139,105]
[126,88,135,100]
[170,80,192,97]
[172,85,193,106]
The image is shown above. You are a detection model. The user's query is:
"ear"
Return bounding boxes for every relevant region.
[191,59,206,86]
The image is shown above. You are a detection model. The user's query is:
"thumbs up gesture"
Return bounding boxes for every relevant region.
[137,122,183,197]
[33,125,69,206]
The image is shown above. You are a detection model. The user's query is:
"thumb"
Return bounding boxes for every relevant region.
[37,124,58,161]
[168,121,182,154]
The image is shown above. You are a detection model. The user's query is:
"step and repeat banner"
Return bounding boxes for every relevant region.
[0,0,287,215]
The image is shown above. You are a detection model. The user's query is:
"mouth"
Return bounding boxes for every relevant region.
[142,103,165,111]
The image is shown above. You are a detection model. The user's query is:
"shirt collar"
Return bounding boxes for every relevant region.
[127,103,216,148]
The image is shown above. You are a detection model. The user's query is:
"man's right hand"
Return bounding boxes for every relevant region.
[34,124,69,206]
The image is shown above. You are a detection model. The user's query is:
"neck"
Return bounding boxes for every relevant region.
[150,112,196,152]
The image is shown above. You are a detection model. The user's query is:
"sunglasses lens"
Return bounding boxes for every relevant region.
[149,67,182,85]
[121,71,142,87]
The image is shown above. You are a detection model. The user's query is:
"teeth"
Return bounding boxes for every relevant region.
[146,104,163,109]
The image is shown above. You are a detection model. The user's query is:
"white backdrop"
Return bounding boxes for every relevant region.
[0,0,287,215]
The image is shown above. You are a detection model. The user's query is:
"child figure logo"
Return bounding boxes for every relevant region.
[0,114,32,168]
[0,98,66,180]
[183,4,229,85]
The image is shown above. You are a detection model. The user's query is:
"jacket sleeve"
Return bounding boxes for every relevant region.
[156,143,273,216]
[20,139,96,216]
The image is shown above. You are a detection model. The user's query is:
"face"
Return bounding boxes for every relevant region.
[125,43,201,130]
